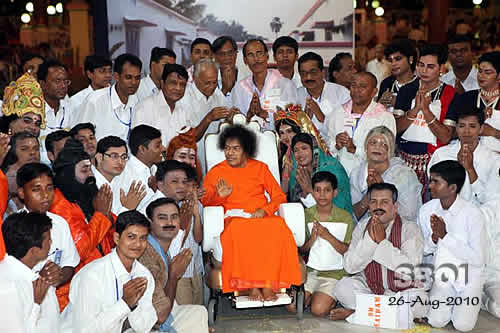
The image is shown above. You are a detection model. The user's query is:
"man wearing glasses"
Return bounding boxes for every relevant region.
[231,39,297,131]
[92,136,149,216]
[297,52,351,138]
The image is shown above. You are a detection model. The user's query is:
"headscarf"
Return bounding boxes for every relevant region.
[288,134,353,214]
[165,127,202,183]
[2,73,46,129]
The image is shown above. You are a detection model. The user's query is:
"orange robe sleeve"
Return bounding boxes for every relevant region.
[0,170,8,260]
[260,163,286,217]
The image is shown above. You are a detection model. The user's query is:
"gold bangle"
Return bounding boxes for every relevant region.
[427,117,437,125]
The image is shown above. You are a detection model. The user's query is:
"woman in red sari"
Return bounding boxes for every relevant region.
[201,125,301,301]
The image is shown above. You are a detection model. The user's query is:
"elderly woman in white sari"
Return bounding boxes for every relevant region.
[350,126,422,222]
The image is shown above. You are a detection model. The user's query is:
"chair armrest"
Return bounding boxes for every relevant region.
[202,206,225,252]
[279,203,305,247]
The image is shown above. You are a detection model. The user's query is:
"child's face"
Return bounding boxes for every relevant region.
[312,181,337,207]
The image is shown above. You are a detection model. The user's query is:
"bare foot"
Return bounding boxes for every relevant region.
[286,290,297,314]
[262,288,278,302]
[329,308,354,321]
[209,327,216,333]
[248,288,264,301]
[414,317,429,325]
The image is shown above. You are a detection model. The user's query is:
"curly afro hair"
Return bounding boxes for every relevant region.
[217,125,257,158]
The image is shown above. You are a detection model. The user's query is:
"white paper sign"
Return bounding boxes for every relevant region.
[306,222,348,271]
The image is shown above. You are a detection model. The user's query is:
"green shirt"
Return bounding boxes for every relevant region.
[304,205,354,280]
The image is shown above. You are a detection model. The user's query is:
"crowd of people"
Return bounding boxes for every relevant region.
[0,31,499,333]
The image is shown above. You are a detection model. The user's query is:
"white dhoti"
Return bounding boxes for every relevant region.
[334,275,429,319]
[170,301,209,333]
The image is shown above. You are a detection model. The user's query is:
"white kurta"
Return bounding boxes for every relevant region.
[231,69,297,131]
[62,249,156,333]
[297,81,351,138]
[366,58,391,90]
[418,196,486,331]
[326,100,397,176]
[0,255,60,333]
[217,67,242,107]
[70,85,93,112]
[182,83,227,175]
[427,139,500,206]
[334,216,427,317]
[132,91,194,148]
[31,211,80,272]
[92,165,128,216]
[350,157,422,222]
[440,67,479,92]
[135,75,159,103]
[75,85,138,142]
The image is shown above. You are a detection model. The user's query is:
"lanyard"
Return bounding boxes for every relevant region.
[109,87,133,139]
[47,106,65,130]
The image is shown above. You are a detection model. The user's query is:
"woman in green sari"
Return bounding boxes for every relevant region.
[288,133,353,214]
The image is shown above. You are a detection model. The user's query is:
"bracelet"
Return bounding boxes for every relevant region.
[427,117,437,125]
[406,113,416,121]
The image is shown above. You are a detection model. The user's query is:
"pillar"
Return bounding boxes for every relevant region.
[426,0,449,44]
[67,0,91,69]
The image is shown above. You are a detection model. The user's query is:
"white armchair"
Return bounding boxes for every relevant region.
[202,114,305,260]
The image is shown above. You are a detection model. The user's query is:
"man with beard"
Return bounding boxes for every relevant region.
[331,183,427,323]
[49,139,115,310]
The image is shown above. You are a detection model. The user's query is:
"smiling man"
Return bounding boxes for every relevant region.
[76,53,142,141]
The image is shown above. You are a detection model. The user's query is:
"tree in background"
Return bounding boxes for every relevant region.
[199,14,264,42]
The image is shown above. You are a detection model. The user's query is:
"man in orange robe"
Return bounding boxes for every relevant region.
[49,139,115,310]
[201,125,301,301]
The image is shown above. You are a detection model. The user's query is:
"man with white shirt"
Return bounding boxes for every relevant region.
[93,136,147,215]
[297,52,351,138]
[187,38,213,83]
[428,108,500,206]
[331,182,426,322]
[132,64,193,148]
[232,39,297,131]
[38,60,75,164]
[212,36,241,105]
[62,210,157,333]
[0,211,60,332]
[418,160,486,332]
[136,47,176,102]
[441,34,479,94]
[70,55,112,111]
[273,36,302,88]
[128,125,165,187]
[76,53,142,141]
[17,162,80,309]
[366,44,391,91]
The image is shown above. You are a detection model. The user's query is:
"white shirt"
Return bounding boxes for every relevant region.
[70,85,94,112]
[427,139,500,205]
[182,83,227,175]
[132,91,195,148]
[290,71,303,89]
[366,58,391,90]
[31,211,80,272]
[350,157,422,222]
[480,198,500,281]
[0,255,60,333]
[75,85,138,142]
[418,196,487,290]
[135,75,159,103]
[326,100,397,175]
[62,249,157,333]
[297,81,351,137]
[343,216,424,290]
[92,165,128,216]
[440,66,479,92]
[231,69,298,130]
[217,67,242,107]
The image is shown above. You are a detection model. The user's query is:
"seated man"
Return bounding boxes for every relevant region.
[50,139,115,310]
[45,130,71,166]
[93,136,148,215]
[290,171,354,318]
[201,124,301,301]
[0,211,59,332]
[62,211,157,333]
[428,109,500,206]
[140,197,209,332]
[350,126,422,222]
[418,161,486,332]
[17,162,80,309]
[148,160,203,305]
[332,183,427,321]
[326,72,396,175]
[69,123,97,166]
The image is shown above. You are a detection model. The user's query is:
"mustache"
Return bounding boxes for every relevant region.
[84,176,96,185]
[373,209,386,215]
[162,225,176,230]
[305,80,315,84]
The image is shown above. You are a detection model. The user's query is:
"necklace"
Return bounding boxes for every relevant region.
[480,88,500,98]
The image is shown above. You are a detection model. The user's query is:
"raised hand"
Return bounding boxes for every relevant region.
[168,248,193,281]
[39,261,63,287]
[379,89,394,108]
[209,107,231,121]
[93,184,113,218]
[216,178,232,198]
[457,144,474,171]
[33,277,50,305]
[296,167,313,194]
[430,214,447,241]
[0,133,11,166]
[305,97,322,121]
[120,181,147,210]
[367,168,383,186]
[122,277,148,308]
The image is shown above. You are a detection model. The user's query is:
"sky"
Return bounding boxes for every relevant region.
[197,0,314,40]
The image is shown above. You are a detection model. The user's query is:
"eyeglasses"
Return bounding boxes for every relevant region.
[103,152,129,161]
[216,49,236,58]
[245,50,266,60]
[52,79,71,87]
